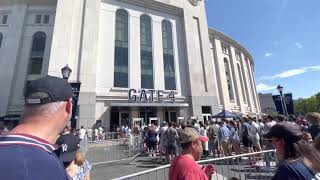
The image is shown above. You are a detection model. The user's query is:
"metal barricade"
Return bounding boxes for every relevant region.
[114,150,278,180]
[82,134,143,165]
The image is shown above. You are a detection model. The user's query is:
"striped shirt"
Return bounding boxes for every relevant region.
[0,134,69,180]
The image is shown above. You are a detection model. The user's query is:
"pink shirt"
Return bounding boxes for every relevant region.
[169,155,208,180]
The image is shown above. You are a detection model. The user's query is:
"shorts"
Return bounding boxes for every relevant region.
[208,138,219,150]
[252,135,261,148]
[148,141,156,150]
[243,136,253,147]
[166,143,177,155]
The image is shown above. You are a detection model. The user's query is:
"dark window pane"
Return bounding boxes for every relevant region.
[35,15,42,24]
[28,32,46,75]
[2,15,8,24]
[140,15,153,89]
[162,20,176,90]
[43,15,50,24]
[29,57,43,74]
[0,33,3,48]
[114,9,129,87]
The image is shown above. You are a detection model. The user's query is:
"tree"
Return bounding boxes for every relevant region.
[294,92,320,115]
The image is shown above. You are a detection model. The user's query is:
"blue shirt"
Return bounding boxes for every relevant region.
[272,159,319,180]
[0,134,69,180]
[218,125,231,141]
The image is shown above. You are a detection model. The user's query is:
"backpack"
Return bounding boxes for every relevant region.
[165,128,177,145]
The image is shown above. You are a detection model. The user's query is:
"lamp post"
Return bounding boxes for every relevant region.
[276,85,288,116]
[61,64,72,80]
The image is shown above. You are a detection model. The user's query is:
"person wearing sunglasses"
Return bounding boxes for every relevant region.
[264,122,320,180]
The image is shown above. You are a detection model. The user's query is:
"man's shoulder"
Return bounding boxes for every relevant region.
[0,145,68,179]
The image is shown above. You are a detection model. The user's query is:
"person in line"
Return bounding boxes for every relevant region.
[229,120,241,156]
[169,127,215,180]
[241,117,254,164]
[57,133,91,180]
[218,121,231,157]
[306,112,320,140]
[0,76,72,179]
[165,122,179,162]
[207,120,221,158]
[147,124,158,157]
[265,122,320,180]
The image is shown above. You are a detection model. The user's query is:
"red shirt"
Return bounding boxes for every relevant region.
[169,155,208,180]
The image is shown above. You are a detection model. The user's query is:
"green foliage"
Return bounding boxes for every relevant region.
[294,92,320,115]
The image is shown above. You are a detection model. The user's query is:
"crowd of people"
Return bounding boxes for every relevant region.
[1,75,320,180]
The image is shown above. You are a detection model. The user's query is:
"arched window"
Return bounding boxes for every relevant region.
[0,33,3,48]
[162,20,176,90]
[140,15,153,89]
[114,9,129,88]
[28,31,46,75]
[237,64,247,102]
[224,58,234,101]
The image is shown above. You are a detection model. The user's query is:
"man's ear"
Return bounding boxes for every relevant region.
[65,98,73,114]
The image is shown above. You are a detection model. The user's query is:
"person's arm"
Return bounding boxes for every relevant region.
[86,171,90,180]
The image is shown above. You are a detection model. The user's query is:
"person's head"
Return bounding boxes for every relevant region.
[21,76,73,138]
[265,115,274,122]
[168,121,173,127]
[229,120,237,130]
[180,127,209,161]
[56,134,82,167]
[81,126,84,129]
[305,112,320,125]
[264,122,320,173]
[303,132,313,143]
[276,115,285,122]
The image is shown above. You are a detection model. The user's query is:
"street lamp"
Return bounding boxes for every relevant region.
[277,85,287,116]
[61,64,72,80]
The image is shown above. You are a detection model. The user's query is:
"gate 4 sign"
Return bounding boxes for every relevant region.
[128,89,175,103]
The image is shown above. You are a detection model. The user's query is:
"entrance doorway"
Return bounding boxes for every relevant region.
[120,112,130,126]
[139,107,157,125]
[165,111,177,123]
[202,114,212,124]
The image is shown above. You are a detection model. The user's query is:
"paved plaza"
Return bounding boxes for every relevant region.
[91,155,277,180]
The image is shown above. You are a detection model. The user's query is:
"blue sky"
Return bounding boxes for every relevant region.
[205,0,320,99]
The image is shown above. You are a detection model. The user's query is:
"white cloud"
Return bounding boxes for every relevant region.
[295,42,303,49]
[259,65,320,80]
[257,83,276,92]
[265,52,273,57]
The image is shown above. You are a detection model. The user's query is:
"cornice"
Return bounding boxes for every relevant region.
[208,28,254,67]
[117,0,183,16]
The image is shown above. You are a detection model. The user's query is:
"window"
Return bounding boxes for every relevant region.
[162,20,176,90]
[140,15,154,89]
[235,52,241,60]
[1,15,8,24]
[224,58,234,100]
[35,15,42,24]
[0,33,3,48]
[221,44,228,54]
[237,64,247,102]
[27,32,46,75]
[43,15,50,24]
[114,9,129,88]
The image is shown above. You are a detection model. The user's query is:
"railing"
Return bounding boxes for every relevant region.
[113,150,278,180]
[81,134,143,165]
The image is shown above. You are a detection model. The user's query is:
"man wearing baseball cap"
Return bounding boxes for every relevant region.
[0,76,73,180]
[169,127,215,180]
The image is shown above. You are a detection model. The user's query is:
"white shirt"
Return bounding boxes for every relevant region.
[79,128,86,140]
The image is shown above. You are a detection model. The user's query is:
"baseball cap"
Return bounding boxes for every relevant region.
[264,122,303,143]
[56,134,80,162]
[180,127,209,144]
[24,75,72,105]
